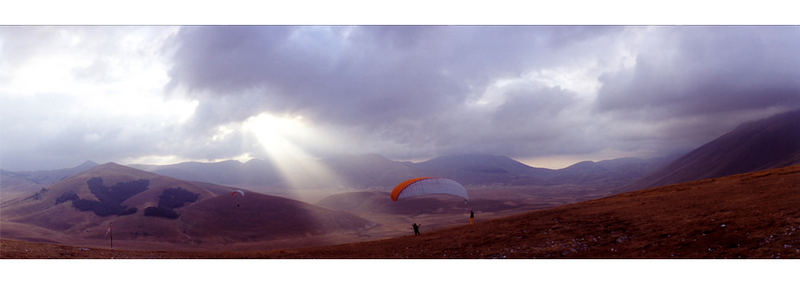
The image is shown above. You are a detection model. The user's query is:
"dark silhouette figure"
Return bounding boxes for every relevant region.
[470,210,475,225]
[412,223,421,236]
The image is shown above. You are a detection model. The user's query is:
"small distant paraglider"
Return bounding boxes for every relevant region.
[231,190,245,207]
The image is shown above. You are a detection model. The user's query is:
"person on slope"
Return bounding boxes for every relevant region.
[412,223,421,236]
[470,210,475,225]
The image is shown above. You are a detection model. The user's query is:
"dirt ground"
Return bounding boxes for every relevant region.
[3,164,799,259]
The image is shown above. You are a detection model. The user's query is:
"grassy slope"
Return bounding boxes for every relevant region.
[3,164,799,259]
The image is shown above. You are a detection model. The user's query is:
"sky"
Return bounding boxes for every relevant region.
[1,26,800,171]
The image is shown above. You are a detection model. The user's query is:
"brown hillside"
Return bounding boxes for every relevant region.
[3,164,799,258]
[631,109,800,190]
[0,163,374,250]
[0,163,217,246]
[265,164,800,258]
[180,193,375,243]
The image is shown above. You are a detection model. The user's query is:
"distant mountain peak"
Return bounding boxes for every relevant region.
[437,153,510,159]
[569,160,596,167]
[72,160,98,168]
[420,153,521,165]
[84,162,159,177]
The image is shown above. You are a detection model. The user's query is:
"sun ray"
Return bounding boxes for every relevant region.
[242,112,345,202]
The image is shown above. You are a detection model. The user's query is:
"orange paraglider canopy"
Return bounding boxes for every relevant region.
[390,177,468,202]
[390,177,434,201]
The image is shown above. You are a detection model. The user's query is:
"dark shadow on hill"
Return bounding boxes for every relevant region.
[71,177,149,216]
[55,192,78,204]
[144,187,198,219]
[22,188,48,202]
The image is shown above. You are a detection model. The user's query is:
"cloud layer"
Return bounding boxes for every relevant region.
[2,26,799,170]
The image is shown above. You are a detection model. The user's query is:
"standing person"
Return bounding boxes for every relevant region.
[412,223,421,236]
[470,210,475,225]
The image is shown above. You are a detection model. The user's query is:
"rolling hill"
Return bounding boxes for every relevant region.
[314,155,673,220]
[0,163,374,250]
[0,161,98,202]
[545,156,674,188]
[630,109,800,190]
[276,164,800,258]
[410,154,556,185]
[4,164,799,258]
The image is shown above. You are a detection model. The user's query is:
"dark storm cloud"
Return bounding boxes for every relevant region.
[596,27,800,117]
[594,26,800,153]
[166,26,622,159]
[5,26,799,170]
[432,85,593,156]
[168,26,617,121]
[167,26,459,129]
[493,85,577,127]
[168,26,798,161]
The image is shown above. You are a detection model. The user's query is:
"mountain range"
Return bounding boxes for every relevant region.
[2,109,799,252]
[1,161,99,201]
[129,153,674,196]
[6,109,799,205]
